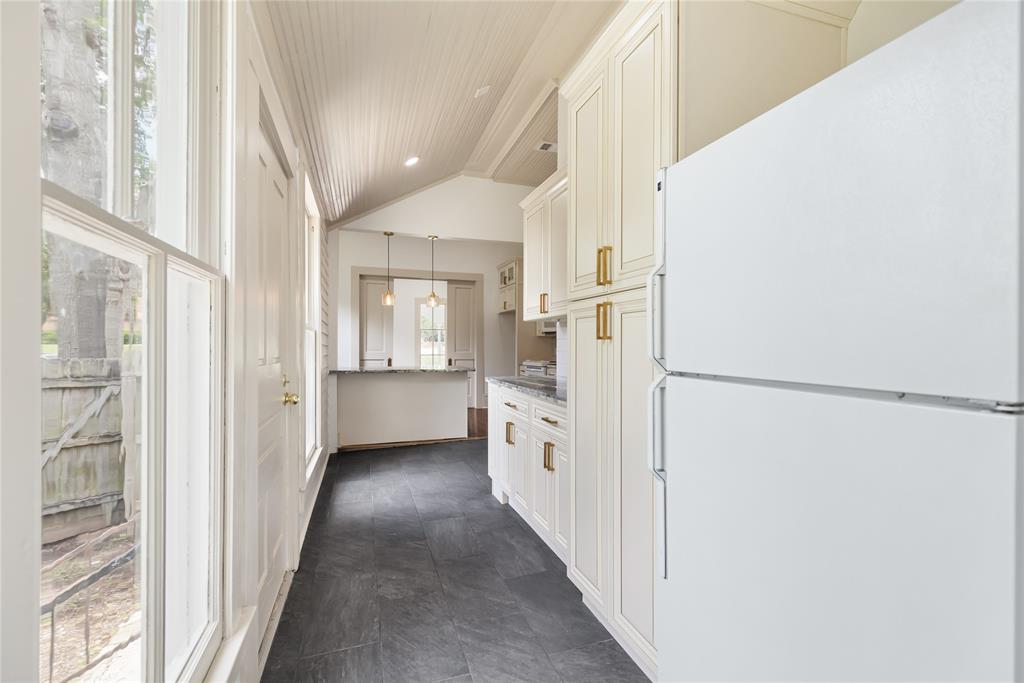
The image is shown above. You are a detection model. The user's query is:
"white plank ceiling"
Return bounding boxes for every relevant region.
[492,89,558,186]
[259,1,562,224]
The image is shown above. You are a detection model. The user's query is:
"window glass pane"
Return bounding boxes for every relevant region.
[165,268,213,679]
[304,329,317,457]
[41,0,189,250]
[40,227,145,682]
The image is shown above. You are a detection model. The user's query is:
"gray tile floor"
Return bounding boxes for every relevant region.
[262,440,649,683]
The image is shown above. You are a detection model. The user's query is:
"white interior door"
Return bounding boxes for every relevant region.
[253,121,292,640]
[360,277,393,368]
[446,281,477,406]
[658,376,1020,682]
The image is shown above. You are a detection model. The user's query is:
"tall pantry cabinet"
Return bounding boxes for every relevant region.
[560,0,848,678]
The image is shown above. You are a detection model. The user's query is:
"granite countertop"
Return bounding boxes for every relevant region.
[487,376,566,406]
[332,367,470,374]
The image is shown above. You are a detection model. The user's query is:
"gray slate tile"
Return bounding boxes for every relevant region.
[423,516,482,561]
[455,613,561,683]
[374,540,441,599]
[380,590,469,683]
[549,639,650,682]
[296,642,383,683]
[301,572,379,657]
[475,524,564,579]
[505,569,608,655]
[435,554,520,624]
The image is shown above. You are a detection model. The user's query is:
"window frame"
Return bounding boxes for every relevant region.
[42,180,226,683]
[415,296,448,370]
[302,206,321,468]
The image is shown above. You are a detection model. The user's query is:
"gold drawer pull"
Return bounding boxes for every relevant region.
[504,401,518,409]
[540,292,549,314]
[596,246,613,285]
[505,421,515,445]
[540,416,559,426]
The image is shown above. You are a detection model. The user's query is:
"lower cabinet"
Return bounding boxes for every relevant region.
[568,288,657,678]
[485,382,570,564]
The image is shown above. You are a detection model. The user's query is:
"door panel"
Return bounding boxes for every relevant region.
[360,277,393,368]
[523,202,546,320]
[547,179,569,316]
[610,293,656,657]
[611,7,666,291]
[553,438,570,561]
[568,71,606,300]
[254,124,289,639]
[659,376,1019,682]
[531,435,554,535]
[568,301,606,605]
[447,282,476,406]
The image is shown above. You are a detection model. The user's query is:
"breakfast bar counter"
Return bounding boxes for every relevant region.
[331,367,469,448]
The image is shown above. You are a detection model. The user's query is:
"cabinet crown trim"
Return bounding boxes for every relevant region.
[519,169,569,210]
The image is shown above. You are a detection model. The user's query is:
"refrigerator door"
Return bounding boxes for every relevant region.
[656,376,1020,682]
[658,1,1024,402]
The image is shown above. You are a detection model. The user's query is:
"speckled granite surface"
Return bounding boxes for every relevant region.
[486,376,566,406]
[331,367,470,374]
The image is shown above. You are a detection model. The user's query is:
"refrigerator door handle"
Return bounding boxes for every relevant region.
[648,169,667,371]
[647,375,667,481]
[648,373,668,579]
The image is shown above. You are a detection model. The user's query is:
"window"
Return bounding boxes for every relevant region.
[419,301,447,370]
[41,0,191,253]
[38,2,223,680]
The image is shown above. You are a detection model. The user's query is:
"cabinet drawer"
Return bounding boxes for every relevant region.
[532,400,568,440]
[499,390,530,418]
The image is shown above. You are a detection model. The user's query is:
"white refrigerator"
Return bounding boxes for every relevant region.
[650,2,1024,681]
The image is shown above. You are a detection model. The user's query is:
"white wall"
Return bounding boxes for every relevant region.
[336,174,533,243]
[392,278,447,368]
[846,0,958,63]
[330,230,522,399]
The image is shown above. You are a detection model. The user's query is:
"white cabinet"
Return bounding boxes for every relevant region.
[521,172,569,321]
[485,381,570,563]
[564,0,846,304]
[568,289,656,676]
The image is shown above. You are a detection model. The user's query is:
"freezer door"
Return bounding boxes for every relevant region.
[656,376,1020,682]
[660,1,1024,402]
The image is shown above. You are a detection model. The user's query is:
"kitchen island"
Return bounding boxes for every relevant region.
[331,367,470,448]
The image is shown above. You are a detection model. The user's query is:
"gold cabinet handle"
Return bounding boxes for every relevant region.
[282,392,300,406]
[596,246,613,285]
[448,357,452,367]
[505,421,514,444]
[541,416,559,426]
[504,401,518,409]
[596,301,612,340]
[544,442,555,471]
[540,292,549,314]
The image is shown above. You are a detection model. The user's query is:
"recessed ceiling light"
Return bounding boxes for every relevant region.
[474,85,491,99]
[404,156,419,167]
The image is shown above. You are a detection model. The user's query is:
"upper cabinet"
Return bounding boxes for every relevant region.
[561,0,847,303]
[521,171,569,321]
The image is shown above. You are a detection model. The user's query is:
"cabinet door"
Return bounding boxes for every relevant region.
[499,285,515,313]
[523,202,546,321]
[531,434,554,535]
[546,178,569,317]
[567,69,607,301]
[552,437,570,562]
[609,290,657,664]
[509,417,531,514]
[568,299,608,608]
[610,3,672,292]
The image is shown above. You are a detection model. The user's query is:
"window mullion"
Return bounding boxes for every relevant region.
[108,0,134,218]
[146,251,168,683]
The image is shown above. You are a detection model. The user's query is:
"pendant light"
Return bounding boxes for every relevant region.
[426,235,439,308]
[381,231,395,306]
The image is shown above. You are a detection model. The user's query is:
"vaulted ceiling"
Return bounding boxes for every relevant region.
[254,1,617,226]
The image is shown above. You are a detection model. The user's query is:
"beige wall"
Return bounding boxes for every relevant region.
[846,0,958,63]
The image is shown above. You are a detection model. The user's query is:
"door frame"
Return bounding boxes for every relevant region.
[0,3,42,679]
[350,266,486,406]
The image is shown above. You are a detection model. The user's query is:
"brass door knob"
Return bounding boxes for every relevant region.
[283,392,300,406]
